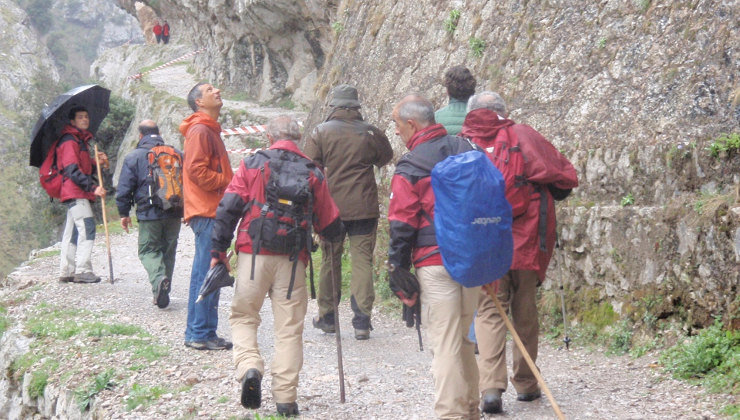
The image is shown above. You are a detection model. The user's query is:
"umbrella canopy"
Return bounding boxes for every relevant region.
[196,262,235,303]
[29,84,111,167]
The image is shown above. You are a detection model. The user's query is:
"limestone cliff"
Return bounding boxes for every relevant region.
[112,0,738,325]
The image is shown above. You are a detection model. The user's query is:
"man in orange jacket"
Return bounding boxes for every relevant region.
[181,82,234,350]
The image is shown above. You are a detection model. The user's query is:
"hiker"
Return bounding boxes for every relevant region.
[152,21,162,44]
[435,65,476,136]
[162,20,170,44]
[210,115,342,417]
[115,120,183,309]
[387,95,480,419]
[57,107,109,284]
[181,82,234,351]
[304,84,393,340]
[462,91,578,414]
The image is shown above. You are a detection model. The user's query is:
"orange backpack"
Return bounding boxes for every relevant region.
[147,145,183,211]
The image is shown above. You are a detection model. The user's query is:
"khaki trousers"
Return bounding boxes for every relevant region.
[317,219,376,329]
[230,253,307,403]
[475,270,540,394]
[59,199,95,276]
[417,265,480,420]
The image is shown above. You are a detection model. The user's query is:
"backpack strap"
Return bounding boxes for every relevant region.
[536,184,548,251]
[251,166,268,281]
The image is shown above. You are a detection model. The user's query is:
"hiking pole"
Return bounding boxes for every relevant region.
[94,144,114,284]
[555,238,571,350]
[328,244,346,403]
[482,283,565,420]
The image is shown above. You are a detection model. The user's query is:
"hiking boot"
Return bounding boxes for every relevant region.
[186,337,232,351]
[240,368,261,409]
[481,388,503,414]
[58,276,74,283]
[155,276,171,309]
[312,315,335,333]
[72,272,101,283]
[354,328,370,340]
[517,389,541,402]
[276,402,299,417]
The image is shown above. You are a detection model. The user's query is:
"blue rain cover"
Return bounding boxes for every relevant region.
[431,150,513,287]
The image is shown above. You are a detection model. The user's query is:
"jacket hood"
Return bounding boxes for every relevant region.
[179,111,221,137]
[60,124,93,141]
[137,134,165,149]
[325,107,363,122]
[460,108,515,141]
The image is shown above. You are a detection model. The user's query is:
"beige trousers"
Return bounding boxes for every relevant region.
[417,265,480,420]
[230,253,307,403]
[475,269,540,394]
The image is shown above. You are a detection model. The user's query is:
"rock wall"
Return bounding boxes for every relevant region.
[118,0,332,106]
[111,0,739,324]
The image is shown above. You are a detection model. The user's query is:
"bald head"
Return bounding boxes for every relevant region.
[138,119,160,137]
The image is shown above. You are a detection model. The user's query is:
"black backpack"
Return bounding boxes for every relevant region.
[247,149,316,299]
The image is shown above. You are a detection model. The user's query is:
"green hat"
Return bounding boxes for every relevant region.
[329,84,361,108]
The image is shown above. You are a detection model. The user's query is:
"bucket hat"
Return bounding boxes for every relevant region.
[329,84,361,108]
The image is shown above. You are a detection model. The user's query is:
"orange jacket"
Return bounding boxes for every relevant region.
[180,112,233,221]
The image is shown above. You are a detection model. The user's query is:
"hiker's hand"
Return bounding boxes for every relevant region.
[121,217,131,233]
[210,252,232,272]
[388,265,420,307]
[97,152,110,170]
[94,185,106,197]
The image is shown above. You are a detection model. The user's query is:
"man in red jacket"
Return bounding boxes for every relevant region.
[57,107,108,284]
[152,21,162,44]
[461,91,578,414]
[387,95,480,419]
[210,115,342,417]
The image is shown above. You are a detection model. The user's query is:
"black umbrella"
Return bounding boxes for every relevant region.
[196,262,235,303]
[29,84,111,167]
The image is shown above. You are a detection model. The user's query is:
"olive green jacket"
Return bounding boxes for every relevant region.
[304,108,393,220]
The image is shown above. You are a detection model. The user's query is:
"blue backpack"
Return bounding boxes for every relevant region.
[431,150,513,287]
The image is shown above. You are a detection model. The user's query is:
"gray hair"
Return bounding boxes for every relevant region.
[397,95,435,125]
[266,115,301,142]
[467,91,507,115]
[187,82,207,112]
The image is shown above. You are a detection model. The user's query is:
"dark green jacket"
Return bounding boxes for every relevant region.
[435,98,468,136]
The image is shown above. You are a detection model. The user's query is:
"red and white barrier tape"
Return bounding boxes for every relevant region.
[226,147,266,154]
[128,48,205,80]
[221,124,267,136]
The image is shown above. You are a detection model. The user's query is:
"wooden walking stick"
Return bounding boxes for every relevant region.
[482,282,565,420]
[94,144,114,284]
[328,245,346,403]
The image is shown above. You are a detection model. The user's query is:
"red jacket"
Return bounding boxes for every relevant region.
[211,140,342,264]
[56,125,96,202]
[387,124,474,270]
[152,24,162,35]
[461,109,578,281]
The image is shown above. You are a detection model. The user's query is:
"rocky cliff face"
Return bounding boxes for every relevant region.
[114,0,738,325]
[118,0,332,106]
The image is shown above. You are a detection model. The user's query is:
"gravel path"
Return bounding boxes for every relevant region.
[4,228,734,419]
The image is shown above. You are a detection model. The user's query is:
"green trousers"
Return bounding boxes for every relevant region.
[138,218,181,293]
[317,218,377,329]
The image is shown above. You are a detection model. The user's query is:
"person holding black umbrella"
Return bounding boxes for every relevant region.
[58,106,109,283]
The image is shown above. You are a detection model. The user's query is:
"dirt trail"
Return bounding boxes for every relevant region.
[4,228,733,419]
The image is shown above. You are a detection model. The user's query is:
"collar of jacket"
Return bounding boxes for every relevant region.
[137,134,164,149]
[325,107,363,122]
[179,111,222,137]
[407,123,448,151]
[269,139,312,160]
[460,108,515,141]
[60,124,93,141]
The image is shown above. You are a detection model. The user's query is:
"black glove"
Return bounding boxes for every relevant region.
[388,265,420,307]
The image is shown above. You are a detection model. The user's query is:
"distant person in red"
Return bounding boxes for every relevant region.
[162,21,170,44]
[152,21,162,44]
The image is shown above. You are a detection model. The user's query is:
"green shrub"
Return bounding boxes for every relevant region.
[659,319,740,393]
[444,9,461,33]
[707,132,740,159]
[620,193,634,206]
[469,37,486,58]
[75,368,116,411]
